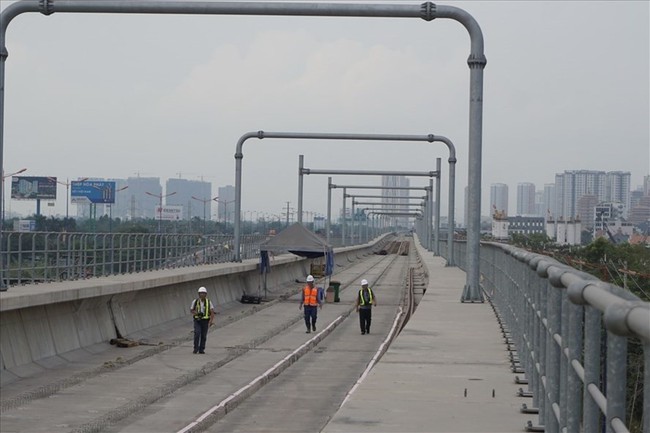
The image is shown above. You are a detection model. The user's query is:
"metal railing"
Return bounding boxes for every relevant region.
[446,240,649,433]
[1,231,268,286]
[0,230,378,287]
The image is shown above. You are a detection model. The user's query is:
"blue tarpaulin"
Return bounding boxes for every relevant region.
[325,249,334,276]
[260,250,271,275]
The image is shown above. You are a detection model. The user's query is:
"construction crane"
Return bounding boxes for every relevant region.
[597,211,618,244]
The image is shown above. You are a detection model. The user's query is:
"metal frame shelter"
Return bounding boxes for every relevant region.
[1,1,485,300]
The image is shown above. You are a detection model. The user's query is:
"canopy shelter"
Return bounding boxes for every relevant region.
[258,223,334,299]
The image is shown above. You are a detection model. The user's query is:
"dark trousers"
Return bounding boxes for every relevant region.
[359,307,372,333]
[193,319,209,351]
[304,305,318,330]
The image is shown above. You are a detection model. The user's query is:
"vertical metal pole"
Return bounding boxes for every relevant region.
[234,132,258,262]
[546,286,561,433]
[363,209,368,242]
[298,154,304,224]
[463,53,487,302]
[566,301,584,433]
[429,183,435,253]
[342,189,346,247]
[434,159,441,254]
[326,177,332,245]
[606,332,627,433]
[644,344,650,433]
[559,290,569,430]
[447,156,456,266]
[0,23,6,289]
[66,181,70,219]
[351,199,356,245]
[583,306,601,432]
[421,194,426,248]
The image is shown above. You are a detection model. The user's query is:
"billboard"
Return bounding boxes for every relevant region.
[71,181,116,204]
[14,219,36,232]
[155,205,183,221]
[10,176,57,200]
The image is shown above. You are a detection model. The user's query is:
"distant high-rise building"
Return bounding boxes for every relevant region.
[543,184,556,219]
[217,185,236,223]
[555,170,605,220]
[109,178,129,220]
[554,170,631,221]
[644,175,650,196]
[628,195,650,225]
[126,177,162,219]
[605,171,631,216]
[490,183,508,216]
[534,190,544,217]
[516,182,536,216]
[166,178,212,220]
[382,175,410,228]
[577,194,598,230]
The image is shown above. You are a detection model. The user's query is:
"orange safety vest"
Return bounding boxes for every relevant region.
[303,285,319,306]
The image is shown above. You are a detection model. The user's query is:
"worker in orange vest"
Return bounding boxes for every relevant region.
[299,275,322,333]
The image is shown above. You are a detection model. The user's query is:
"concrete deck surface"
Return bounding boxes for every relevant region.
[323,247,531,433]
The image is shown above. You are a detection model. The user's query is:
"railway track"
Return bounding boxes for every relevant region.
[1,235,427,433]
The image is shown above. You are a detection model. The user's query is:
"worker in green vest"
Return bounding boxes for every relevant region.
[355,279,377,335]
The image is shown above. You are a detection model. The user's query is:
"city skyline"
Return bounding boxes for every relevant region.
[4,169,648,224]
[1,1,648,221]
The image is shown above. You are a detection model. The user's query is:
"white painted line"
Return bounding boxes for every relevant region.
[177,315,345,433]
[339,306,403,408]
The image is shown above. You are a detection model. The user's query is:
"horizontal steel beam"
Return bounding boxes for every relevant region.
[303,168,438,177]
[333,185,430,191]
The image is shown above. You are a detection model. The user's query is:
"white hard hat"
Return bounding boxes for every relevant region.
[198,287,208,293]
[306,275,315,282]
[361,279,368,286]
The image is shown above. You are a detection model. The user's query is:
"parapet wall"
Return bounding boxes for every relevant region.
[0,235,391,375]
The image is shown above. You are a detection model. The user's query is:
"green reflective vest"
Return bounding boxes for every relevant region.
[193,298,211,319]
[358,288,373,306]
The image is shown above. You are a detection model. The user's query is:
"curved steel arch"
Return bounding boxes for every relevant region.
[1,1,485,301]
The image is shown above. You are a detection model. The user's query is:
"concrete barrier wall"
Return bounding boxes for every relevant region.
[0,235,390,373]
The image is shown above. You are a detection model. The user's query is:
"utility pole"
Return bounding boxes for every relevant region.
[283,201,294,227]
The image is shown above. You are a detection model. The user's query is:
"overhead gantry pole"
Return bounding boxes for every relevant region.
[301,167,436,247]
[2,1,485,301]
[234,131,452,258]
[329,184,433,246]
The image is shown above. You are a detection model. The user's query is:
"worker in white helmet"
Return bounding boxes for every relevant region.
[299,275,322,333]
[355,279,377,335]
[190,286,215,354]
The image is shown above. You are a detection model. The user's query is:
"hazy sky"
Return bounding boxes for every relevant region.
[1,0,648,220]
